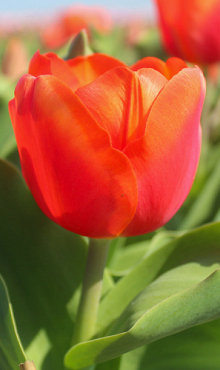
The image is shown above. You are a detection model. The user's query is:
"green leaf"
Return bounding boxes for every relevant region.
[109,262,219,334]
[65,222,220,368]
[64,268,220,369]
[0,275,26,369]
[95,231,181,336]
[179,158,220,230]
[95,223,220,337]
[0,75,17,159]
[120,319,220,370]
[95,356,121,370]
[119,346,146,370]
[107,240,151,276]
[0,158,88,369]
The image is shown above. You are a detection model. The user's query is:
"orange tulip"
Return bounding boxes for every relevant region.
[9,51,205,238]
[155,0,220,64]
[41,5,112,49]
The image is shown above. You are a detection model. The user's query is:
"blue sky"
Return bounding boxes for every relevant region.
[0,0,154,15]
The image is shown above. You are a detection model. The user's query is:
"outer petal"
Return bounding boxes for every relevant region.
[28,51,53,76]
[28,51,80,90]
[28,51,125,91]
[131,56,187,79]
[122,67,206,236]
[76,67,167,150]
[9,75,138,238]
[66,53,125,87]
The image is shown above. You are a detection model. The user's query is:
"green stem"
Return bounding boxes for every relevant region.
[72,238,111,345]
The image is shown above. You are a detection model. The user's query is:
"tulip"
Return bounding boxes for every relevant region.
[41,5,112,50]
[154,0,220,64]
[9,51,206,238]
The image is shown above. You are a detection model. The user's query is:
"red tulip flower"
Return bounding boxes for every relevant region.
[9,51,205,238]
[154,0,220,64]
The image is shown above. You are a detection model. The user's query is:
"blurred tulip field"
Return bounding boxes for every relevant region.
[1,1,220,370]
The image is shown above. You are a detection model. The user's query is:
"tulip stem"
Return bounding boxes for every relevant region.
[72,238,111,345]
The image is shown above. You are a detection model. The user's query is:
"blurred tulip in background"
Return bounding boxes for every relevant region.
[154,0,220,64]
[41,5,112,50]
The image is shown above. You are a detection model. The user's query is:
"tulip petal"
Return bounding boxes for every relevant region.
[28,50,52,76]
[76,67,167,150]
[131,56,187,79]
[67,53,125,87]
[28,51,80,90]
[9,75,138,238]
[155,0,220,64]
[165,57,189,78]
[122,67,206,236]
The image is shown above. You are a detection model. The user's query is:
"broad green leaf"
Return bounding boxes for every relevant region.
[95,231,181,336]
[25,329,51,370]
[65,268,220,369]
[95,223,220,337]
[120,346,146,370]
[109,262,219,335]
[95,356,121,370]
[120,319,220,370]
[106,233,155,277]
[107,241,151,276]
[213,207,220,222]
[0,158,88,370]
[0,275,26,369]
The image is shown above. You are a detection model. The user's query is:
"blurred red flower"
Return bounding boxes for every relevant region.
[155,0,220,64]
[41,5,112,49]
[9,52,205,238]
